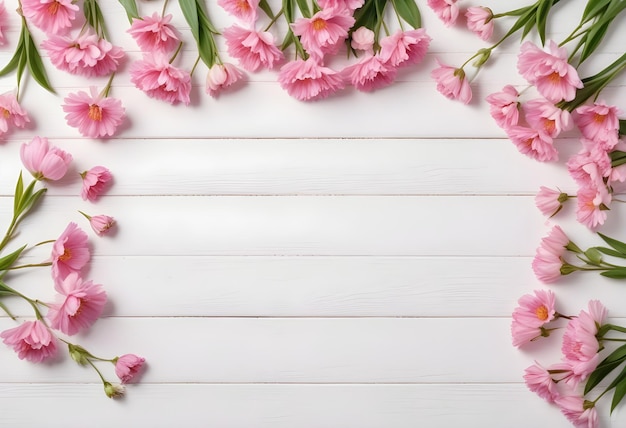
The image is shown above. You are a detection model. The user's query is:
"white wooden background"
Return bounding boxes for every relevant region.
[0,0,624,426]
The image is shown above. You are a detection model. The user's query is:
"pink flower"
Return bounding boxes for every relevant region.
[512,289,556,328]
[567,144,611,186]
[535,186,568,217]
[0,92,30,135]
[378,29,431,67]
[21,0,78,35]
[223,25,284,72]
[115,354,146,383]
[318,0,364,12]
[517,40,583,103]
[532,225,571,283]
[20,136,72,181]
[0,2,8,45]
[342,54,397,92]
[465,7,494,41]
[129,53,191,105]
[555,394,599,428]
[217,0,260,23]
[524,362,559,403]
[128,13,181,54]
[47,272,107,336]
[63,87,125,138]
[81,166,113,201]
[511,321,547,348]
[431,60,471,104]
[485,85,520,129]
[505,125,557,162]
[427,0,459,26]
[80,212,116,236]
[51,222,90,281]
[575,101,621,150]
[278,58,345,101]
[351,26,374,52]
[205,63,245,98]
[291,8,355,60]
[0,320,57,363]
[575,184,611,231]
[522,98,572,138]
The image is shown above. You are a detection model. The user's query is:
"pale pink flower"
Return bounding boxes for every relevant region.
[535,186,568,217]
[575,184,611,231]
[205,63,245,98]
[0,92,30,135]
[517,40,583,103]
[524,362,559,403]
[115,354,146,383]
[431,60,471,104]
[104,382,125,398]
[51,222,90,281]
[532,225,571,284]
[129,53,191,105]
[0,2,8,45]
[318,0,364,12]
[223,25,283,72]
[465,7,494,41]
[128,13,181,54]
[575,101,621,150]
[278,58,345,101]
[20,136,72,181]
[217,0,260,23]
[63,87,125,138]
[21,0,78,35]
[378,29,431,67]
[505,125,557,162]
[81,212,116,236]
[291,8,355,60]
[81,166,113,201]
[350,26,375,52]
[485,85,520,129]
[567,144,611,187]
[555,394,599,428]
[511,321,547,348]
[342,54,397,92]
[0,320,57,363]
[47,272,107,336]
[512,289,556,328]
[522,98,572,138]
[427,0,459,26]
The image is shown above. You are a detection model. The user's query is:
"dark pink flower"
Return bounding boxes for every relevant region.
[0,320,57,363]
[342,54,397,92]
[485,85,520,129]
[278,58,345,101]
[0,92,30,135]
[465,7,494,40]
[128,13,181,54]
[115,354,146,383]
[21,0,78,35]
[80,166,113,201]
[63,87,125,138]
[20,136,72,181]
[378,29,431,67]
[291,7,355,60]
[431,60,471,104]
[223,25,283,72]
[51,222,90,281]
[47,272,107,336]
[129,53,191,105]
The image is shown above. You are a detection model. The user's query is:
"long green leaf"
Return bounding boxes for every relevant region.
[612,372,626,413]
[585,352,626,394]
[598,233,626,255]
[258,0,275,19]
[0,245,26,271]
[393,0,421,29]
[535,0,553,46]
[180,0,200,39]
[0,24,26,77]
[118,0,140,22]
[601,269,626,279]
[295,0,311,18]
[596,246,626,259]
[23,25,54,93]
[580,0,612,23]
[13,173,23,216]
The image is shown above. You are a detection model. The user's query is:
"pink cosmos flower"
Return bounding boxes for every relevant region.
[378,29,431,67]
[427,0,459,27]
[555,395,599,428]
[342,54,398,92]
[431,60,471,104]
[128,13,181,54]
[532,225,571,283]
[115,354,146,383]
[517,40,583,103]
[318,0,364,12]
[505,125,557,162]
[217,0,260,23]
[575,184,611,231]
[278,58,345,101]
[522,98,572,138]
[465,7,494,41]
[81,166,113,201]
[350,26,375,53]
[524,362,559,403]
[47,272,107,336]
[0,2,8,45]
[20,136,72,181]
[129,53,191,105]
[21,0,78,35]
[0,320,57,363]
[512,289,556,328]
[485,85,520,129]
[0,92,30,135]
[205,63,245,98]
[223,25,284,72]
[575,101,621,150]
[535,186,568,217]
[291,8,355,60]
[51,222,90,281]
[63,87,125,138]
[81,212,116,236]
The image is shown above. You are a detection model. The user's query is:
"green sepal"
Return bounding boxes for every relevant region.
[118,0,140,22]
[392,0,421,29]
[0,245,27,272]
[598,232,626,255]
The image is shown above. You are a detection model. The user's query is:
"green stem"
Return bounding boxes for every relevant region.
[389,0,405,31]
[0,280,44,320]
[190,55,201,77]
[6,262,52,270]
[169,42,183,64]
[264,8,285,31]
[162,0,170,16]
[101,73,116,98]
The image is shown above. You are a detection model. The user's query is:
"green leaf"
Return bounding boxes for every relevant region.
[612,374,626,413]
[0,245,26,271]
[295,0,311,18]
[13,172,23,216]
[18,188,46,218]
[24,25,55,93]
[180,0,200,38]
[118,0,140,22]
[580,0,612,24]
[392,0,421,29]
[521,12,537,40]
[585,347,626,394]
[0,24,26,77]
[620,119,626,137]
[598,233,626,255]
[179,0,219,68]
[258,0,275,19]
[596,247,626,259]
[601,269,626,279]
[535,0,553,46]
[283,0,296,23]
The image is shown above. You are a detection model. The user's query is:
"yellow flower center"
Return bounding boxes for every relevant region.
[88,104,103,121]
[535,305,549,321]
[543,119,556,134]
[548,72,562,83]
[48,1,60,15]
[312,18,327,31]
[59,248,72,262]
[237,0,251,12]
[0,108,9,118]
[593,113,606,124]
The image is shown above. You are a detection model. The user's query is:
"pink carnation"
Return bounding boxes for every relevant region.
[342,54,397,92]
[291,8,355,60]
[378,29,431,67]
[0,320,57,363]
[217,0,260,23]
[465,7,494,41]
[81,166,113,201]
[20,136,72,181]
[128,13,181,54]
[575,101,621,150]
[21,0,78,35]
[317,0,364,12]
[223,25,284,72]
[431,60,471,104]
[485,85,520,129]
[129,53,191,105]
[505,125,557,162]
[278,58,345,101]
[47,272,107,336]
[0,92,30,135]
[63,87,125,138]
[427,0,459,26]
[522,98,572,138]
[115,354,146,384]
[51,222,90,281]
[532,225,570,284]
[205,63,245,98]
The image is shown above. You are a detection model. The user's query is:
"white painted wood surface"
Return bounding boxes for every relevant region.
[0,0,624,426]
